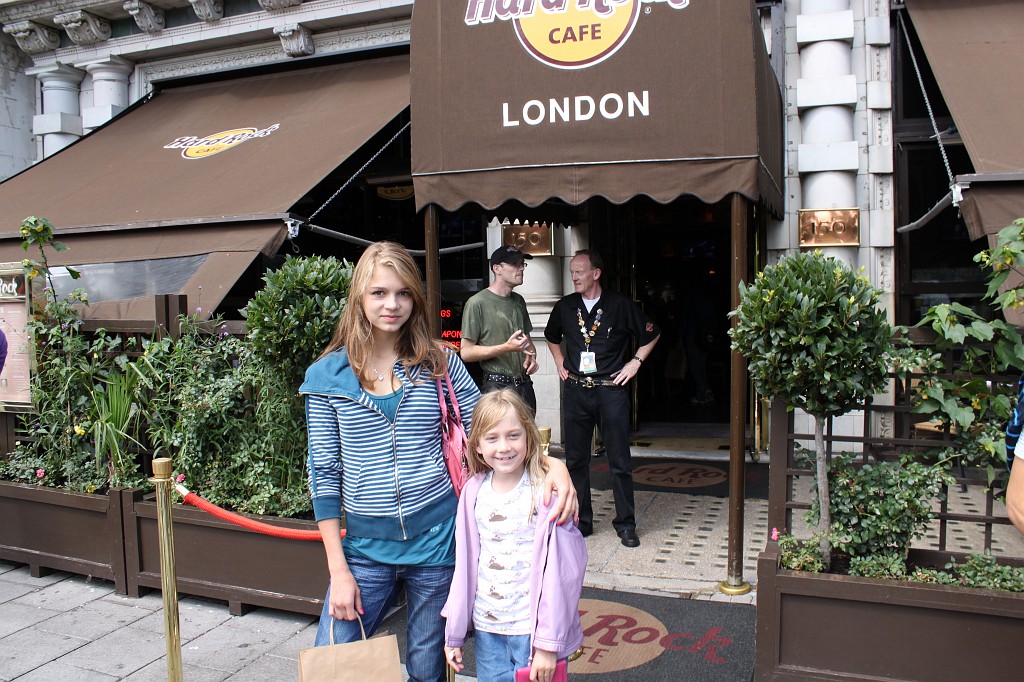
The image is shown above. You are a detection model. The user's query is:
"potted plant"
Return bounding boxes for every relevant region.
[1,217,355,614]
[730,250,899,568]
[0,217,142,588]
[735,249,1024,681]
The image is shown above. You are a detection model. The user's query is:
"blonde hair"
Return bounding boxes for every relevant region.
[320,241,447,383]
[466,390,549,500]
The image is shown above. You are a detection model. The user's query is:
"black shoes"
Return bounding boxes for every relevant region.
[579,524,639,546]
[617,527,640,547]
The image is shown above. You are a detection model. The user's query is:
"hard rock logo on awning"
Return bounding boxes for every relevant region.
[464,0,690,70]
[163,124,280,159]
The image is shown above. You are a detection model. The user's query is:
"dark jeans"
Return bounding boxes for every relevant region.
[562,381,635,534]
[314,555,453,682]
[481,379,537,414]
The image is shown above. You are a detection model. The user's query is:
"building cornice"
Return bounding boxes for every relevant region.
[133,20,409,93]
[1,0,413,60]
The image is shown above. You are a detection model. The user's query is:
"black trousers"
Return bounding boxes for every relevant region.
[481,379,537,414]
[562,381,635,533]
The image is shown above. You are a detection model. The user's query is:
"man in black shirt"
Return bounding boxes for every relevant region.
[544,250,660,547]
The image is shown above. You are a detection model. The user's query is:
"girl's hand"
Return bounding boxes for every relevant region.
[541,456,579,525]
[445,646,464,673]
[530,649,558,682]
[328,571,362,621]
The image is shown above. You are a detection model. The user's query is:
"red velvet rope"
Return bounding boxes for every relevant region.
[176,485,344,541]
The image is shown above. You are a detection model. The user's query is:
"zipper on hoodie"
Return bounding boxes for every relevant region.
[391,368,408,539]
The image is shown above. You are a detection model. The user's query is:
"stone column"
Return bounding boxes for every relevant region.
[796,0,858,266]
[27,63,86,157]
[80,56,134,133]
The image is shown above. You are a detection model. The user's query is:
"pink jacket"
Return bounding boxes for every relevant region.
[441,473,587,658]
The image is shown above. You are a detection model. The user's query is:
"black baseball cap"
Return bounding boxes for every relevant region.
[489,246,534,268]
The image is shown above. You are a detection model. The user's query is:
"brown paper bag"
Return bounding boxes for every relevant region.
[298,617,402,682]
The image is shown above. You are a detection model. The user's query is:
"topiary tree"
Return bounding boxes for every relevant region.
[729,250,897,568]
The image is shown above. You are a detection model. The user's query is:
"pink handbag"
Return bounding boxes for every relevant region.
[436,371,469,497]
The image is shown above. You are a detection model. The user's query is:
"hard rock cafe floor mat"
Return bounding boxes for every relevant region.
[388,586,755,681]
[588,458,769,499]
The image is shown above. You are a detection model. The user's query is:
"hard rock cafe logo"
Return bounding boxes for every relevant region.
[464,0,690,70]
[163,124,280,159]
[0,275,25,299]
[593,462,728,488]
[577,598,733,673]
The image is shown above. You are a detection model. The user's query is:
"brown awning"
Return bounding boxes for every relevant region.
[0,55,410,234]
[906,1,1024,237]
[410,0,782,216]
[0,222,285,320]
[957,173,1024,241]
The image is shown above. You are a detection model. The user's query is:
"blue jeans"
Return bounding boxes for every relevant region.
[314,554,454,682]
[474,631,532,682]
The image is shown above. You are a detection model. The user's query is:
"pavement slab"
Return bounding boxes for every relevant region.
[11,576,113,612]
[178,615,294,673]
[12,660,119,682]
[131,597,235,642]
[121,659,230,682]
[0,579,38,607]
[0,602,61,639]
[56,626,166,678]
[0,625,88,680]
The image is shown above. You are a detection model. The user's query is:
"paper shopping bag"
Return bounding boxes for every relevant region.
[298,617,402,682]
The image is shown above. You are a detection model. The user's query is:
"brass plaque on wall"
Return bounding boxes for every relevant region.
[798,208,860,247]
[502,221,554,256]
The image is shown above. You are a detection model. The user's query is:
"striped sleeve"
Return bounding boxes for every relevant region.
[447,352,481,433]
[306,394,343,521]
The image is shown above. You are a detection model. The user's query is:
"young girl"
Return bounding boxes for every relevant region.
[443,389,587,682]
[301,242,577,682]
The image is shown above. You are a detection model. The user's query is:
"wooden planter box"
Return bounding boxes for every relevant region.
[755,544,1024,681]
[122,490,329,616]
[0,481,128,592]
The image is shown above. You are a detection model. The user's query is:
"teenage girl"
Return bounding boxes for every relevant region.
[442,389,587,682]
[301,242,578,682]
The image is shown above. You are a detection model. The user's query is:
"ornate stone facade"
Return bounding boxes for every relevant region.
[2,20,58,55]
[123,0,165,33]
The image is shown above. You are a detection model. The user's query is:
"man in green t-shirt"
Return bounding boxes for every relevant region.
[460,246,538,412]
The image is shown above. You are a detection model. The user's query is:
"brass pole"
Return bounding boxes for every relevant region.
[149,458,183,682]
[720,193,751,596]
[424,204,441,339]
[538,426,551,457]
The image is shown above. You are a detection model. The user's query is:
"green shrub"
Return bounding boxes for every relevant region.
[243,255,353,388]
[948,553,1024,592]
[3,217,353,517]
[908,567,959,586]
[778,533,825,573]
[811,453,954,559]
[848,554,907,580]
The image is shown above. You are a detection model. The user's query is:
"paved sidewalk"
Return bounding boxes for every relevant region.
[0,486,759,681]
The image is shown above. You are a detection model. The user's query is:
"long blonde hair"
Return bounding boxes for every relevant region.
[466,390,549,497]
[320,241,447,383]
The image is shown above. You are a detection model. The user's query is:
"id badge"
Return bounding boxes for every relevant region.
[579,352,597,374]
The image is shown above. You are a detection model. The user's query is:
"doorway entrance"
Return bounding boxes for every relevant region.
[591,196,733,454]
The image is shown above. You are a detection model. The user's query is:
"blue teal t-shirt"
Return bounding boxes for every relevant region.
[364,386,403,422]
[345,516,456,566]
